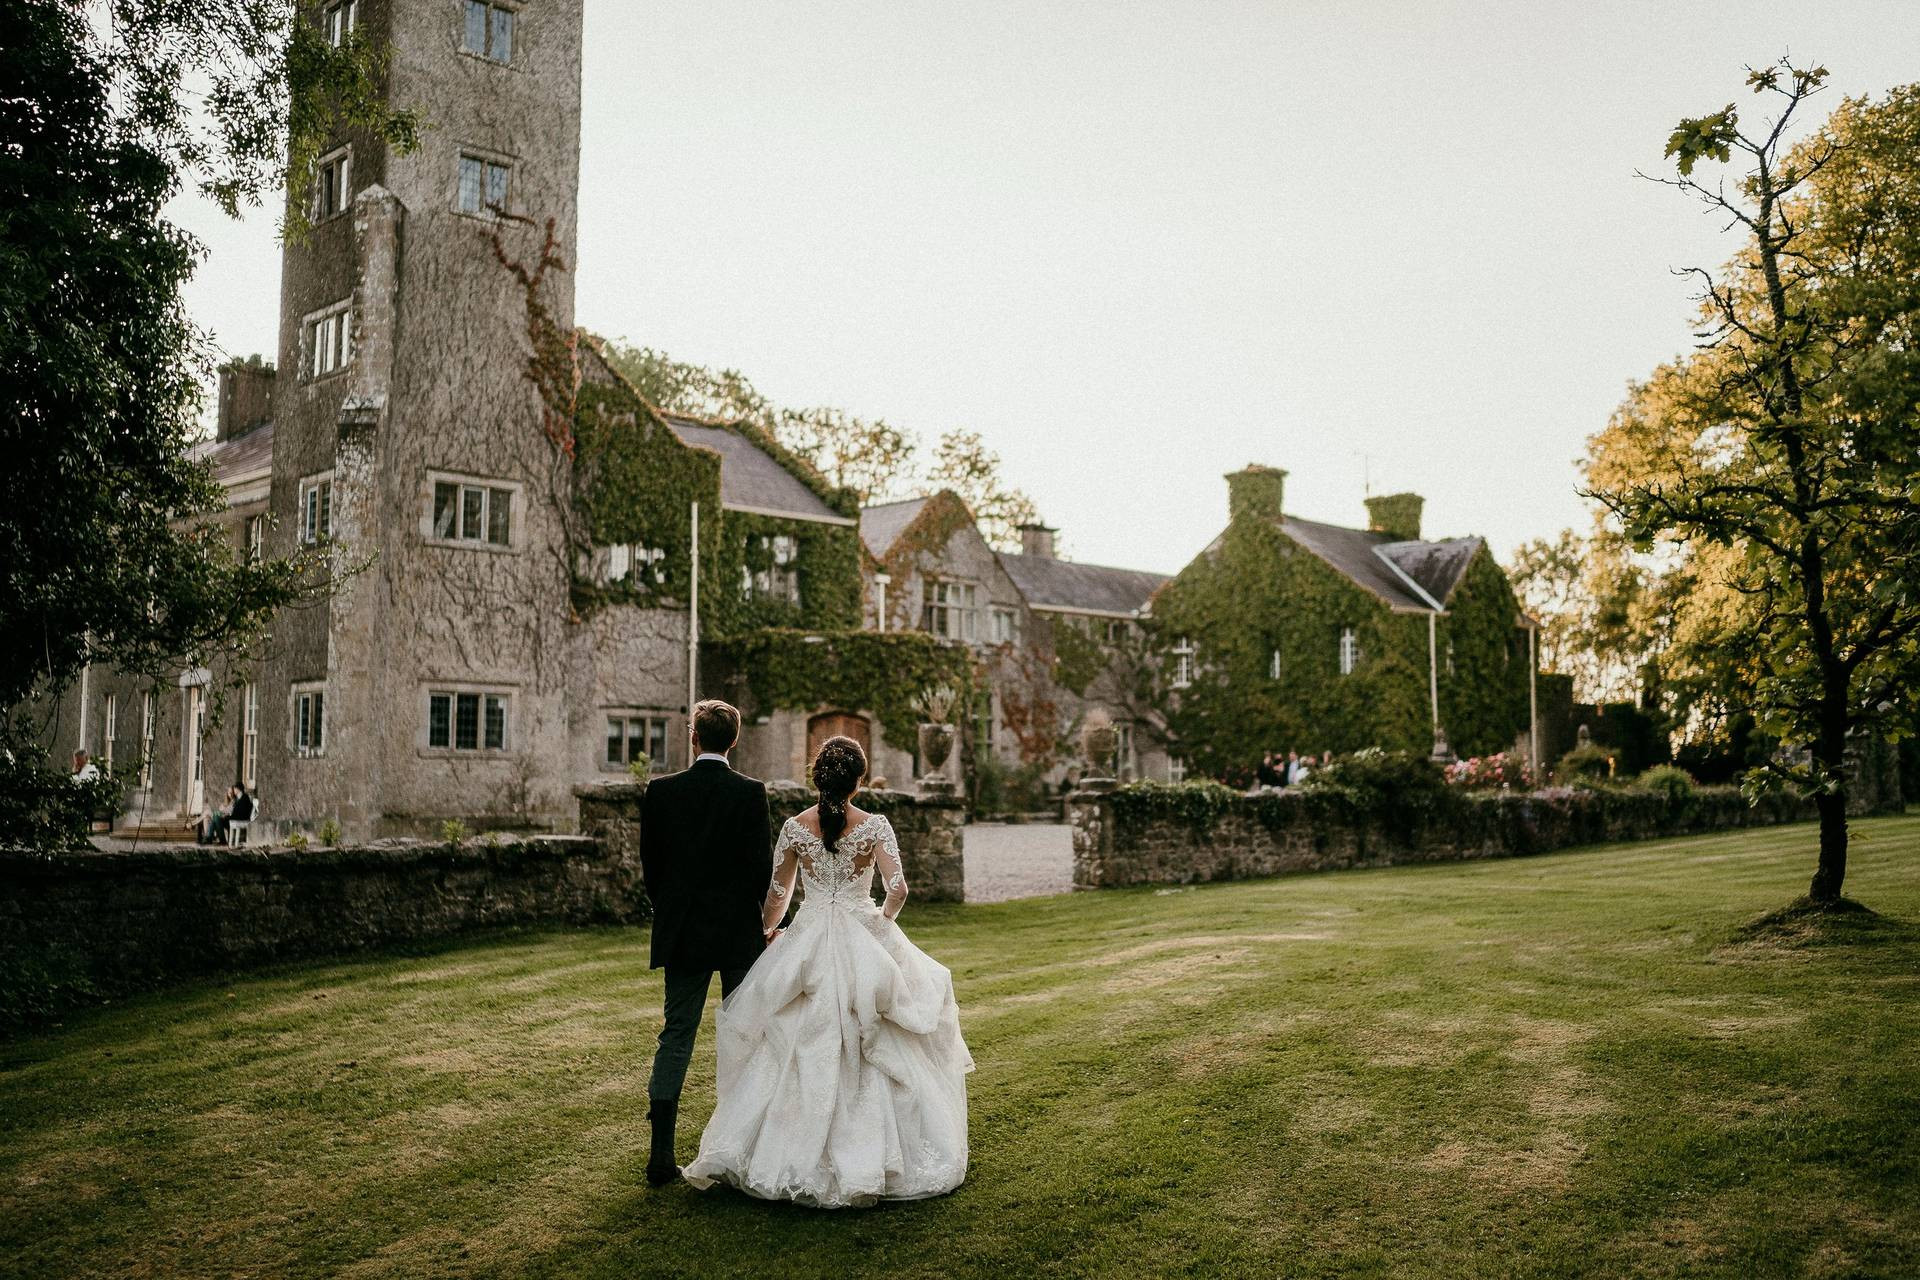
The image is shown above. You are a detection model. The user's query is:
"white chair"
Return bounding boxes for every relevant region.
[226,798,259,846]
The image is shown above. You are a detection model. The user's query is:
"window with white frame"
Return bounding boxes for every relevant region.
[1116,722,1135,780]
[1172,636,1196,689]
[990,606,1019,645]
[1103,618,1129,644]
[431,480,513,547]
[307,303,351,377]
[742,534,800,604]
[139,689,156,788]
[300,474,333,544]
[244,514,265,561]
[972,689,994,752]
[457,154,511,216]
[293,685,326,757]
[462,0,514,62]
[604,713,669,769]
[102,693,117,773]
[921,579,979,642]
[323,0,358,45]
[1169,757,1188,784]
[1445,640,1456,677]
[1339,627,1362,676]
[1269,648,1283,680]
[428,690,509,752]
[604,543,668,587]
[243,682,259,789]
[314,147,351,220]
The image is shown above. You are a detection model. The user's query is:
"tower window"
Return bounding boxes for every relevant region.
[314,148,351,220]
[1269,648,1283,680]
[1339,627,1362,676]
[430,480,513,548]
[463,1,514,62]
[1171,636,1196,689]
[307,303,352,377]
[294,685,327,757]
[300,474,333,544]
[457,154,512,216]
[323,0,358,47]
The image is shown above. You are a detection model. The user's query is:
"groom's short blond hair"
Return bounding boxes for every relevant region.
[691,700,741,753]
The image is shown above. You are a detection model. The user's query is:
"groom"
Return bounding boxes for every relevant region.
[639,698,774,1187]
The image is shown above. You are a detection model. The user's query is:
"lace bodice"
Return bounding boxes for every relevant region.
[764,813,909,926]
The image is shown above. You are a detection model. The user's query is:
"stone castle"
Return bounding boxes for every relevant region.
[61,0,1539,840]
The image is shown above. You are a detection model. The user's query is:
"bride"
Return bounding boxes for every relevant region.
[682,735,974,1207]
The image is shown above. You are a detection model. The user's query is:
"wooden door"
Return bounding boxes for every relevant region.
[807,712,872,780]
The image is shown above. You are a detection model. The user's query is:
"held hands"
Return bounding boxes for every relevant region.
[764,926,785,945]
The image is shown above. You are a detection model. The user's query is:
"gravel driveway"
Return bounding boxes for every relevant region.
[962,822,1074,902]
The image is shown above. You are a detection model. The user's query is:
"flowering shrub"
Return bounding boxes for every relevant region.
[1444,751,1536,791]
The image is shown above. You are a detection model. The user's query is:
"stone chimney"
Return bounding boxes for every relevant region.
[1365,492,1424,542]
[216,357,275,441]
[1226,465,1286,525]
[1019,523,1057,559]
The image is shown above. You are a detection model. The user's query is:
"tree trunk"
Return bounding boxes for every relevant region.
[1809,789,1848,902]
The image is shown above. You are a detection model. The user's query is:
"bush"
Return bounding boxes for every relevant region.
[1300,748,1450,811]
[317,818,341,847]
[973,755,1054,816]
[1635,764,1696,806]
[285,831,309,851]
[440,819,467,845]
[1445,751,1537,791]
[1556,743,1615,783]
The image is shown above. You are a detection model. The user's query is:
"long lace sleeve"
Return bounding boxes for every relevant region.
[874,818,909,920]
[763,821,799,932]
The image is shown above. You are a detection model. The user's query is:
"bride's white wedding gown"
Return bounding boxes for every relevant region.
[682,813,974,1207]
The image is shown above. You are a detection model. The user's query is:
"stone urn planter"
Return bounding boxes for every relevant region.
[917,722,957,796]
[1080,718,1119,792]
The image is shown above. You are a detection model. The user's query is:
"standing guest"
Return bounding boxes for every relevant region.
[1288,752,1312,785]
[70,750,99,782]
[1256,752,1280,789]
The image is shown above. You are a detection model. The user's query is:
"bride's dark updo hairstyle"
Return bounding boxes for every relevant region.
[811,735,868,852]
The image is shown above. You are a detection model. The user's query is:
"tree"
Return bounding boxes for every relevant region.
[1506,528,1665,703]
[0,1,413,846]
[1587,63,1920,904]
[924,430,1040,551]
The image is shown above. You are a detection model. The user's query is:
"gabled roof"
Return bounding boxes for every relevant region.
[998,552,1169,618]
[859,496,932,559]
[187,422,274,490]
[575,341,853,527]
[658,417,853,526]
[1189,515,1484,613]
[1378,537,1483,606]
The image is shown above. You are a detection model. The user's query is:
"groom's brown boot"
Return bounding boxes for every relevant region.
[645,1099,679,1186]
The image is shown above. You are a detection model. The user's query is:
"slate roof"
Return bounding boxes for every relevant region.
[859,497,931,559]
[187,422,275,488]
[658,416,853,525]
[1379,537,1483,606]
[1265,516,1479,612]
[998,552,1169,618]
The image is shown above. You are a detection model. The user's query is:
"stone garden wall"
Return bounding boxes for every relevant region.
[577,780,968,904]
[1069,784,1817,889]
[0,835,643,1028]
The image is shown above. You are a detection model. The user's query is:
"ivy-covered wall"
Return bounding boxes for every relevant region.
[1148,512,1530,773]
[703,628,973,748]
[571,354,863,639]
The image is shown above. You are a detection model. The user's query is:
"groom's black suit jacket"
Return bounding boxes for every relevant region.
[639,758,773,972]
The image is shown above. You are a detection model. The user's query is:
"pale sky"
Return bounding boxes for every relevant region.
[174,1,1920,574]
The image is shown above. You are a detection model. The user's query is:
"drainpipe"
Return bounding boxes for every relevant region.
[1427,611,1454,764]
[1529,624,1540,781]
[687,500,700,730]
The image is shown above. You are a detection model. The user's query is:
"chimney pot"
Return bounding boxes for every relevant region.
[1226,465,1286,525]
[1019,523,1057,560]
[1364,492,1424,542]
[216,357,276,442]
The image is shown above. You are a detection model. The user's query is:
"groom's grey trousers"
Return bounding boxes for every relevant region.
[649,965,751,1103]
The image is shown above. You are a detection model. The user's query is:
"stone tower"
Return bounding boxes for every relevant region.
[261,0,585,836]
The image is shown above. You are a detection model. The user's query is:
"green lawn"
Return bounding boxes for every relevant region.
[3,819,1918,1279]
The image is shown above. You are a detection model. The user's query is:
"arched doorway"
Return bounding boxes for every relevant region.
[807,711,872,782]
